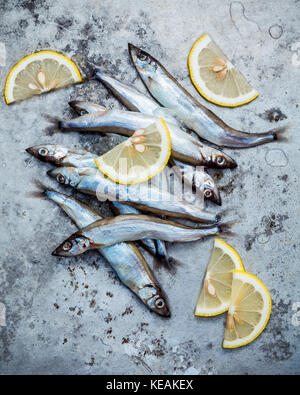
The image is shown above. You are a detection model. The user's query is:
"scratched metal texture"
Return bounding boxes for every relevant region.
[0,0,299,375]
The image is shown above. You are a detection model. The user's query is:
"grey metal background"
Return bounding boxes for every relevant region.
[0,0,299,375]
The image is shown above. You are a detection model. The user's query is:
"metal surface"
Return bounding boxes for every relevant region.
[0,0,299,375]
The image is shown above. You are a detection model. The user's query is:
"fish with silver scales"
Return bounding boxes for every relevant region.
[128,43,288,148]
[36,188,170,317]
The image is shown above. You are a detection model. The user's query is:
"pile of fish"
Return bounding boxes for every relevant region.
[27,44,287,317]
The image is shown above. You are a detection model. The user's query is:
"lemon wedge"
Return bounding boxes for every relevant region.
[188,34,258,107]
[4,51,82,104]
[223,270,272,348]
[94,118,171,185]
[194,239,244,317]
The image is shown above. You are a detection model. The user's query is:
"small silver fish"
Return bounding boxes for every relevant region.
[128,43,288,148]
[110,201,171,268]
[26,144,220,206]
[52,214,234,256]
[171,159,221,206]
[93,71,183,127]
[26,145,97,168]
[47,166,219,224]
[56,108,237,169]
[42,189,170,316]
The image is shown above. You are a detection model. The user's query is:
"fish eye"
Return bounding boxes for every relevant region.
[38,147,48,156]
[204,189,212,198]
[155,298,165,309]
[216,156,225,165]
[62,241,72,251]
[137,51,148,61]
[56,174,65,184]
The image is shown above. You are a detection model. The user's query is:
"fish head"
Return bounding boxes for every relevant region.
[150,293,171,317]
[26,144,69,165]
[194,170,221,205]
[139,284,170,317]
[69,101,107,116]
[52,234,91,257]
[47,167,81,188]
[128,43,158,84]
[205,148,237,169]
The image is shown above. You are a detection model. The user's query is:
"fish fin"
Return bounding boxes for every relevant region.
[26,180,56,199]
[26,190,45,199]
[43,114,62,135]
[271,124,289,142]
[153,256,177,274]
[217,219,238,237]
[215,207,237,222]
[78,168,95,177]
[166,256,181,273]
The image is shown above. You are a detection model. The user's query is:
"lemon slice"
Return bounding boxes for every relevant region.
[5,51,82,104]
[194,239,244,317]
[94,118,171,185]
[188,34,258,107]
[223,270,272,348]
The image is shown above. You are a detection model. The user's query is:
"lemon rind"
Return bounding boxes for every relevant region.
[214,238,244,271]
[188,34,258,108]
[194,238,245,317]
[4,50,82,104]
[95,118,171,185]
[222,270,272,349]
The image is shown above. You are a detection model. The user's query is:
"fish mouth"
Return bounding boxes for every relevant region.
[128,43,138,61]
[52,241,73,257]
[52,245,67,257]
[26,146,38,158]
[128,43,138,52]
[230,160,238,169]
[154,307,171,318]
[226,155,238,169]
[210,192,222,206]
[47,169,56,178]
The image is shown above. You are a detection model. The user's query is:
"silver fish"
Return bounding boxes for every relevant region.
[47,166,219,224]
[93,71,183,127]
[52,214,233,256]
[26,145,97,168]
[171,159,221,206]
[43,189,170,316]
[110,201,171,267]
[26,144,220,206]
[128,43,287,148]
[57,108,237,169]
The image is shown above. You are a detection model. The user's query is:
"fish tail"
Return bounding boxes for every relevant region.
[217,219,238,237]
[26,180,50,199]
[153,255,176,273]
[271,125,289,142]
[251,124,289,141]
[166,257,180,273]
[43,114,62,135]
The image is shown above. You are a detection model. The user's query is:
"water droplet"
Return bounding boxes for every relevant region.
[269,24,283,39]
[265,149,288,167]
[257,233,269,244]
